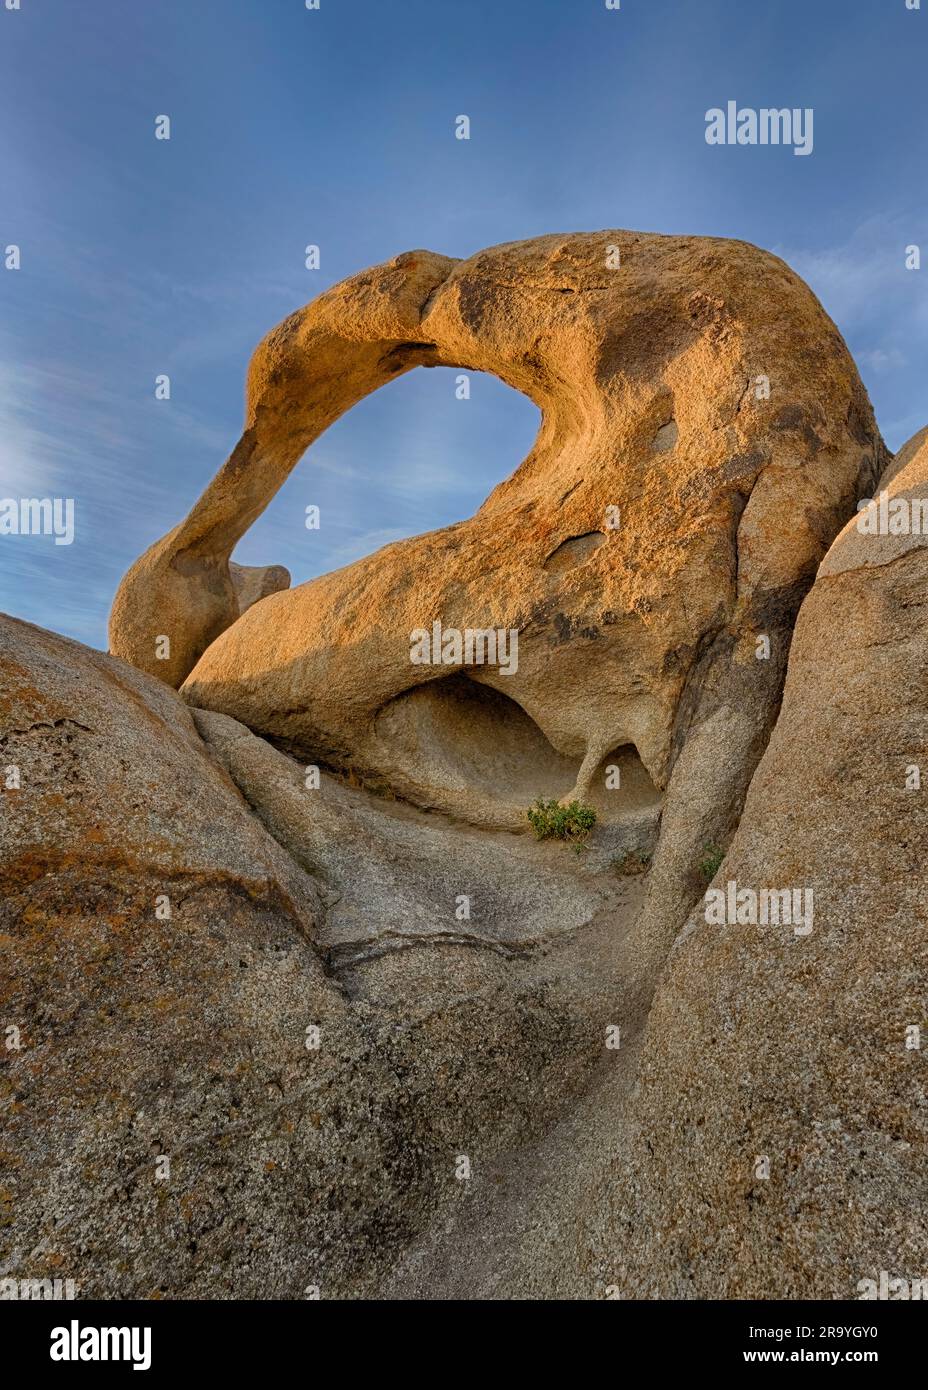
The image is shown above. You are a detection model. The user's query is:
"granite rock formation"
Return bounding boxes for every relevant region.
[112,233,883,865]
[6,234,918,1302]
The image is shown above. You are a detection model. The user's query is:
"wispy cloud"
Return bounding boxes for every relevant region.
[774,215,924,331]
[0,346,137,496]
[857,347,907,375]
[774,216,928,451]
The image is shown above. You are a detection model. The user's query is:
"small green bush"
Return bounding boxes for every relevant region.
[699,843,725,882]
[527,798,597,850]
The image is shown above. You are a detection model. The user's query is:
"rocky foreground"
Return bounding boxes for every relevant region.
[2,233,925,1299]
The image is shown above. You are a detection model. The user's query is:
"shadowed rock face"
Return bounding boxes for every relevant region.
[0,614,643,1298]
[228,560,290,615]
[357,431,928,1303]
[110,231,885,840]
[586,430,928,1299]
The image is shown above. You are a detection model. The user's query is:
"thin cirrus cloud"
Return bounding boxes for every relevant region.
[774,216,917,328]
[774,216,927,451]
[0,348,141,500]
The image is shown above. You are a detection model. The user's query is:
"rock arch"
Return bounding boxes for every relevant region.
[110,230,884,853]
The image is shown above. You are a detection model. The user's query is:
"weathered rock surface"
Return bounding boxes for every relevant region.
[194,707,650,984]
[820,425,928,578]
[229,560,290,616]
[111,233,883,864]
[877,424,927,492]
[0,614,646,1298]
[587,430,928,1298]
[0,614,413,1298]
[376,431,928,1301]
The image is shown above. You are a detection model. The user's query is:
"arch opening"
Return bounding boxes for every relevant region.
[232,365,542,586]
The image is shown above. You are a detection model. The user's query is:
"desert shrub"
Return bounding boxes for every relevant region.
[699,843,725,882]
[527,798,597,849]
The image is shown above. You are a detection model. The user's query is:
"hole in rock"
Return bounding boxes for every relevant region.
[543,532,606,574]
[374,672,661,824]
[232,367,541,585]
[651,420,678,452]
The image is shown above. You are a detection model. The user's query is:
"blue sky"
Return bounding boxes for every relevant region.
[1,0,925,647]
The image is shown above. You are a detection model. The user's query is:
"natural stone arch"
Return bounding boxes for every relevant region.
[110,231,884,865]
[109,249,461,689]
